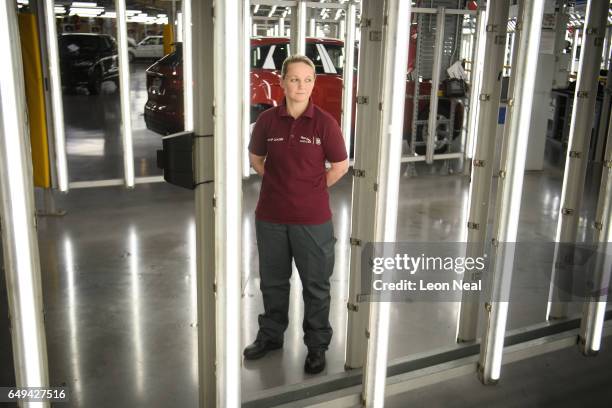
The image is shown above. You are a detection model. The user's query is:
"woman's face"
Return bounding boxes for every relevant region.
[281,62,316,104]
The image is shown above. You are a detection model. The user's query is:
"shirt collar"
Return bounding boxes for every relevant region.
[279,98,314,119]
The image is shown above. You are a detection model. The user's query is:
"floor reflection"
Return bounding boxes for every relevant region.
[63,62,163,182]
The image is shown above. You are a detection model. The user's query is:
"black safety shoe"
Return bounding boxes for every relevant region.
[304,349,326,374]
[243,339,283,360]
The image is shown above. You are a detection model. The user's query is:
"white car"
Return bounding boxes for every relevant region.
[128,36,164,62]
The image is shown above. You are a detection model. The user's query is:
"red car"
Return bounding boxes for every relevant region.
[144,37,463,154]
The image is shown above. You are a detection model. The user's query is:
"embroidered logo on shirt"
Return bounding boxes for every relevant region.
[315,137,321,145]
[267,137,284,142]
[299,136,312,144]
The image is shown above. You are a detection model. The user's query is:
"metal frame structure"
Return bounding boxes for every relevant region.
[406,6,477,165]
[192,0,217,406]
[478,0,544,384]
[115,0,135,188]
[464,8,486,161]
[183,0,194,132]
[213,0,243,405]
[362,0,411,405]
[457,0,510,343]
[340,1,357,156]
[579,100,612,356]
[0,0,50,400]
[43,0,69,192]
[243,0,252,178]
[345,0,387,372]
[547,0,609,320]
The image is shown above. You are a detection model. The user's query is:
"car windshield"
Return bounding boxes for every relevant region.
[59,36,100,55]
[324,44,345,75]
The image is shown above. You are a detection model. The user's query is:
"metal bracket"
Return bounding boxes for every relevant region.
[379,102,383,111]
[486,24,496,32]
[350,237,362,246]
[369,31,382,41]
[479,94,490,101]
[467,222,480,230]
[356,96,369,104]
[576,91,589,98]
[360,18,371,28]
[491,238,499,247]
[352,168,366,177]
[507,98,514,107]
[484,302,492,312]
[498,170,506,179]
[373,183,379,192]
[473,159,485,167]
[569,150,581,159]
[365,329,370,339]
[562,208,574,216]
[594,221,603,231]
[347,302,359,312]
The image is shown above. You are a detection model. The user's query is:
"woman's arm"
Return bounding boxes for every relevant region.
[326,159,349,187]
[250,153,266,176]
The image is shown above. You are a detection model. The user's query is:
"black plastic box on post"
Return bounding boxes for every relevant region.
[157,131,196,189]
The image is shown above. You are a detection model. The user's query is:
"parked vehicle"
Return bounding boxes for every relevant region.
[59,33,119,95]
[144,37,464,154]
[129,36,164,62]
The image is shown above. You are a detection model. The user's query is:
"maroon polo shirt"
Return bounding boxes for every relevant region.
[248,99,348,224]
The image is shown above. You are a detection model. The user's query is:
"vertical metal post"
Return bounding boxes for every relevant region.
[193,0,216,406]
[279,17,285,36]
[426,7,446,164]
[478,0,543,385]
[0,0,50,402]
[464,8,486,161]
[115,0,135,188]
[547,0,609,320]
[242,0,252,178]
[344,0,385,371]
[362,0,411,406]
[213,0,242,405]
[183,0,194,132]
[42,0,69,192]
[579,104,612,356]
[456,0,510,342]
[310,18,316,37]
[571,28,580,75]
[593,54,612,163]
[341,1,357,157]
[291,0,307,55]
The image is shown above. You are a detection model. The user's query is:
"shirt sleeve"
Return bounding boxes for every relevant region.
[322,117,348,163]
[248,113,268,156]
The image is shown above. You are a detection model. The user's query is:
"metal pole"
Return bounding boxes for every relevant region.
[341,1,357,157]
[593,54,612,163]
[478,0,543,385]
[579,100,612,356]
[242,0,252,178]
[426,7,446,164]
[456,0,510,343]
[464,8,486,161]
[213,0,242,405]
[0,0,50,402]
[42,0,69,192]
[344,0,385,371]
[547,0,609,320]
[363,0,411,405]
[291,0,307,55]
[279,16,285,36]
[193,0,216,406]
[115,0,135,188]
[183,0,194,132]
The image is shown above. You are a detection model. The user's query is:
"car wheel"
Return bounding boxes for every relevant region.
[88,67,102,95]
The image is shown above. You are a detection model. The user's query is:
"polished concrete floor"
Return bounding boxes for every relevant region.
[1,64,610,406]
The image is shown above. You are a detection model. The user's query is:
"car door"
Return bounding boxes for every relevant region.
[306,42,343,125]
[153,37,164,59]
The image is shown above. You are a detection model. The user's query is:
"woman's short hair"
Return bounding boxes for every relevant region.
[281,54,316,79]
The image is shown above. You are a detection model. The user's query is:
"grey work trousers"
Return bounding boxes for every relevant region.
[255,219,336,351]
